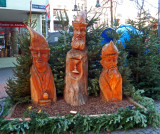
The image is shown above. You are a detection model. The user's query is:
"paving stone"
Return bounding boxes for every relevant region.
[0,83,7,98]
[126,131,141,134]
[0,68,14,98]
[151,131,160,134]
[134,132,144,134]
[111,131,124,134]
[0,68,14,83]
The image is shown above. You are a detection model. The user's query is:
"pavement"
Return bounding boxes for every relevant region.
[0,57,16,69]
[0,68,160,134]
[0,57,16,98]
[0,68,14,98]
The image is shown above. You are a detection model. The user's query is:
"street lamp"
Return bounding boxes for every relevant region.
[73,0,78,11]
[73,0,101,11]
[95,0,100,7]
[30,0,32,26]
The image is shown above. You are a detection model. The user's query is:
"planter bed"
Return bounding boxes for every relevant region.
[7,96,137,118]
[0,96,152,134]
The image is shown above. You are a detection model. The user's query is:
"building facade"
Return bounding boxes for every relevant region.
[0,0,49,57]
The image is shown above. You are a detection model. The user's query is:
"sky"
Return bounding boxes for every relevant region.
[49,0,158,25]
[116,0,158,24]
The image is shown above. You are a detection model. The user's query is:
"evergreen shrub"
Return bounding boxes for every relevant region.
[5,33,32,103]
[124,12,160,99]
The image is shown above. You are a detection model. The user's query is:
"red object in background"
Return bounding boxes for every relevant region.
[0,22,26,27]
[0,32,4,34]
[45,4,50,18]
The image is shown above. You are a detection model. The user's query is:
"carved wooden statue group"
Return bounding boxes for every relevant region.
[27,11,122,106]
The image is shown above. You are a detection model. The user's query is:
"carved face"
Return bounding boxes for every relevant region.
[31,49,49,72]
[101,55,118,69]
[69,58,81,79]
[71,24,87,50]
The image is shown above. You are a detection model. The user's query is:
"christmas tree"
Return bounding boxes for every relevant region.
[6,32,32,103]
[125,11,160,99]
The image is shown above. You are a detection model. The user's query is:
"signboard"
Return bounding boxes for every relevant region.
[0,22,26,27]
[0,0,6,7]
[45,4,50,18]
[32,4,45,9]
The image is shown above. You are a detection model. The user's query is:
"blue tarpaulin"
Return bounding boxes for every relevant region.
[100,25,149,53]
[116,24,140,45]
[100,25,140,46]
[0,0,6,7]
[100,28,114,45]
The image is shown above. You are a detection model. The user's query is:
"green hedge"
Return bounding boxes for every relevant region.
[0,91,160,134]
[0,108,154,133]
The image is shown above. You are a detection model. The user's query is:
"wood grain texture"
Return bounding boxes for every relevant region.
[64,11,88,106]
[99,41,122,102]
[27,26,56,106]
[64,49,88,106]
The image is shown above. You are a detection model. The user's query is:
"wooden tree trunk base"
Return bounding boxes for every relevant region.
[64,49,88,106]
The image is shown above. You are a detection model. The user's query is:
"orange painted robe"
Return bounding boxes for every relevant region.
[99,67,122,102]
[30,64,56,104]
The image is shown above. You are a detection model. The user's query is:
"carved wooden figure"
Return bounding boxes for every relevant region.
[99,41,122,102]
[27,27,56,105]
[64,11,88,106]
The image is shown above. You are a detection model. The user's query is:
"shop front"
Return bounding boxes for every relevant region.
[0,22,26,57]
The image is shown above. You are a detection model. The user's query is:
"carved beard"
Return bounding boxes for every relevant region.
[108,69,120,90]
[71,36,85,50]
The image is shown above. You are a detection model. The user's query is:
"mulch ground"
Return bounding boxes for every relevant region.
[11,96,133,118]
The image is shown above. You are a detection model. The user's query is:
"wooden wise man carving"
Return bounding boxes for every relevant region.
[64,11,88,106]
[99,41,122,102]
[27,27,56,105]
